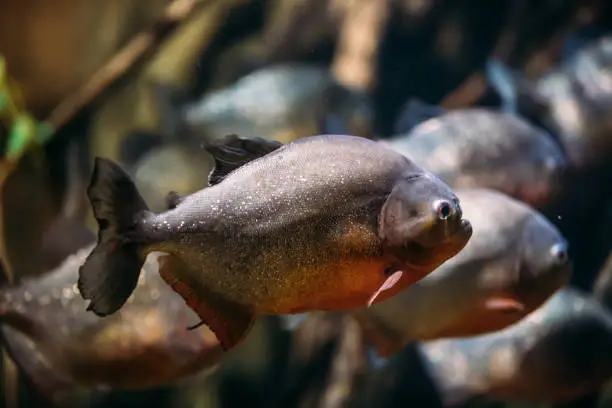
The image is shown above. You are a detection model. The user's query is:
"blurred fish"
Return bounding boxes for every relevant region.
[162,64,374,143]
[417,287,612,405]
[1,244,222,406]
[78,134,472,352]
[384,100,568,208]
[351,189,571,357]
[486,36,612,168]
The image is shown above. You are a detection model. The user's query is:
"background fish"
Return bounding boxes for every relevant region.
[0,242,223,406]
[383,101,568,209]
[351,188,571,357]
[130,141,214,213]
[486,36,612,169]
[160,64,374,144]
[418,287,612,406]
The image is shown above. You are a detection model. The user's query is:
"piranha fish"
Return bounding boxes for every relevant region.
[351,188,571,357]
[383,99,568,209]
[417,286,612,405]
[0,243,223,406]
[485,38,612,169]
[78,134,473,351]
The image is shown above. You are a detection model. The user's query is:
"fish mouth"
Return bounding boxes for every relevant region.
[399,218,472,269]
[414,217,472,248]
[449,218,471,240]
[458,218,472,237]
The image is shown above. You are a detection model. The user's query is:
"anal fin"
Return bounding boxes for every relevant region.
[484,296,525,314]
[158,255,256,351]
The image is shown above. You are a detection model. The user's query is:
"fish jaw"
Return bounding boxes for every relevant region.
[360,219,472,308]
[361,219,473,309]
[384,218,472,279]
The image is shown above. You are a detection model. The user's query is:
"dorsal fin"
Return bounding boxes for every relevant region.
[393,98,447,135]
[204,134,283,185]
[485,58,521,115]
[485,58,550,120]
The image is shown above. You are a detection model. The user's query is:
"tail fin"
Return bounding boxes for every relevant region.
[77,157,151,317]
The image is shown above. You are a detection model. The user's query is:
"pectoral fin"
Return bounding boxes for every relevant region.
[158,255,256,350]
[367,271,404,307]
[484,296,525,313]
[204,134,284,185]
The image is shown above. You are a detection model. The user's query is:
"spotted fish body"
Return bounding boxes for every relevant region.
[153,136,428,311]
[78,134,472,351]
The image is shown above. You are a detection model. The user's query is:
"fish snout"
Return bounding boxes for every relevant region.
[516,241,572,310]
[545,241,573,291]
[457,218,473,239]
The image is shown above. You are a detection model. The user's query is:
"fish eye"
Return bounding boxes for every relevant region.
[433,200,453,220]
[550,242,569,265]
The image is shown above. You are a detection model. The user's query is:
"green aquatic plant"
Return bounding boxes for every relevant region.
[0,54,55,164]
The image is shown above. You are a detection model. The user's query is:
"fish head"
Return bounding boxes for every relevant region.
[513,213,572,310]
[469,210,571,329]
[378,171,472,271]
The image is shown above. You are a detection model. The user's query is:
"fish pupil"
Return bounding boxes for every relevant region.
[437,202,452,220]
[550,242,569,265]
